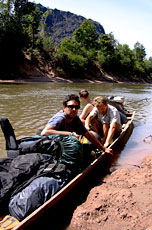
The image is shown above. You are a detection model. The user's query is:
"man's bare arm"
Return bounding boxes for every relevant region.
[41,125,72,136]
[79,104,93,123]
[85,131,113,155]
[85,114,94,130]
[104,122,117,148]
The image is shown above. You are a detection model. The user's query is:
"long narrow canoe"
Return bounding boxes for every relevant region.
[12,111,135,230]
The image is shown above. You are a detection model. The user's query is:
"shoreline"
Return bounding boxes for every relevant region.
[1,65,151,84]
[0,76,150,84]
[0,74,124,83]
[70,153,152,230]
[1,55,152,84]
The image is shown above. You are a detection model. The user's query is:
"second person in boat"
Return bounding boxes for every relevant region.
[85,96,121,148]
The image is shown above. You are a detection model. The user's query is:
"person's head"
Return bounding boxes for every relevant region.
[79,89,89,99]
[92,96,108,115]
[63,94,80,119]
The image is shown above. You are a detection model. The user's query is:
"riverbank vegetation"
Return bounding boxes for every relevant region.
[0,0,152,82]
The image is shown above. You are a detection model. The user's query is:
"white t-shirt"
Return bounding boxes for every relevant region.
[89,104,121,126]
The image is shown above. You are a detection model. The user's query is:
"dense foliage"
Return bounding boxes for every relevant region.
[55,21,152,80]
[0,0,152,81]
[0,0,54,76]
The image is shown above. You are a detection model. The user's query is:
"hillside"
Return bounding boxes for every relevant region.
[1,2,151,83]
[37,4,105,44]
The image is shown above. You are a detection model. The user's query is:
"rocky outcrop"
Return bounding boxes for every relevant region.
[37,4,105,45]
[70,154,152,230]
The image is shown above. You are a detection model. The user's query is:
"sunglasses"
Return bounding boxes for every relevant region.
[67,105,80,109]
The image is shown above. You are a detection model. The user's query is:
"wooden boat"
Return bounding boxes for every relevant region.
[11,111,135,230]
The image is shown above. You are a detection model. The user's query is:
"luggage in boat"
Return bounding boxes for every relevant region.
[0,153,47,216]
[0,117,83,168]
[8,176,66,221]
[0,117,63,159]
[0,117,19,158]
[0,118,83,219]
[0,118,83,172]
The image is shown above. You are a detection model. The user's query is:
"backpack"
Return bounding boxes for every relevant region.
[0,118,83,173]
[18,136,63,160]
[0,117,62,159]
[0,118,83,218]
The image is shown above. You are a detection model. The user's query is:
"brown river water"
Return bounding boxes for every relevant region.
[0,81,152,229]
[0,81,152,169]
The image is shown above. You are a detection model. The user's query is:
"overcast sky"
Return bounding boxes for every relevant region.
[31,0,152,58]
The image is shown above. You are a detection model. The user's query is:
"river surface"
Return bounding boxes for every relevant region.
[0,82,152,171]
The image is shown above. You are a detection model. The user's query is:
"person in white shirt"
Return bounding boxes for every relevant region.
[85,96,121,148]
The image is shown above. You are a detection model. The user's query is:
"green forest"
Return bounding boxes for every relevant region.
[0,0,152,82]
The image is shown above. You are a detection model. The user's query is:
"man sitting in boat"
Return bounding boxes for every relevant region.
[85,96,121,148]
[41,94,113,155]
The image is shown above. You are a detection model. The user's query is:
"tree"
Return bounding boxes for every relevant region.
[133,42,146,62]
[0,0,42,76]
[39,9,51,38]
[14,1,42,48]
[55,38,87,76]
[55,19,100,77]
[144,57,152,78]
[116,44,135,72]
[97,33,118,69]
[73,19,99,50]
[36,9,55,58]
[0,0,27,72]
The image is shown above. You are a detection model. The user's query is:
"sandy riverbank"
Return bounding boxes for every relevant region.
[1,59,151,84]
[70,154,152,230]
[0,72,124,83]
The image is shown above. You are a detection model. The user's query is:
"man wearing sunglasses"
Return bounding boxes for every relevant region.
[41,94,113,155]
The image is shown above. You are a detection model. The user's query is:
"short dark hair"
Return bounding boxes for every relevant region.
[63,94,80,107]
[79,89,89,99]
